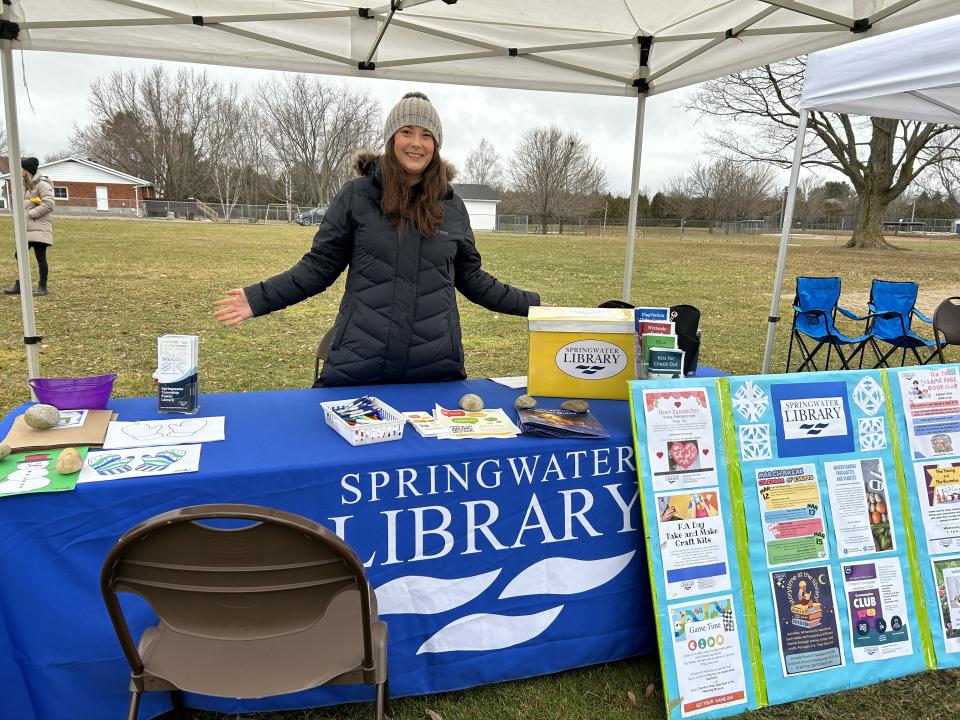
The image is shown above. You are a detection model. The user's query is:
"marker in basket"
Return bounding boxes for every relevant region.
[334,397,384,425]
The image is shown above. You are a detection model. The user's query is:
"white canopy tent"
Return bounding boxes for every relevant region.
[3,1,959,384]
[761,12,960,374]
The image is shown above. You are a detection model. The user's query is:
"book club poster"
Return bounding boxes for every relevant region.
[890,366,960,664]
[634,380,752,718]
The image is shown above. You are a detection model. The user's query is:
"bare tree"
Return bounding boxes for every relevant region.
[463,137,502,187]
[510,125,606,234]
[42,148,76,163]
[667,156,775,228]
[686,58,960,249]
[72,66,232,198]
[256,76,381,207]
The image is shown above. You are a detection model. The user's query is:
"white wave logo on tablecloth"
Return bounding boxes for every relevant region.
[375,550,635,654]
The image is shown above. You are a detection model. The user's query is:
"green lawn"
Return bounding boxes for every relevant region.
[1,217,958,720]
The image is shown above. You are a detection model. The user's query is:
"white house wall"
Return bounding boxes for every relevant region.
[40,161,141,185]
[463,199,498,232]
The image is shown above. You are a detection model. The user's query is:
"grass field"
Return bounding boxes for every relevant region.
[1,217,958,720]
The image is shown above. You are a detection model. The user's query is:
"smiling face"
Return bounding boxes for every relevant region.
[392,125,435,183]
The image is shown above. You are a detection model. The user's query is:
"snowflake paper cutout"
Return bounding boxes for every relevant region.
[858,417,887,451]
[739,424,772,461]
[732,381,769,422]
[852,376,885,416]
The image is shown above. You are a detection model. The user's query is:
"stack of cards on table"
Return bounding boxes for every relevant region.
[516,408,610,439]
[404,406,520,439]
[635,306,684,379]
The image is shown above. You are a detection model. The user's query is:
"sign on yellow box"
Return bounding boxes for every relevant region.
[527,306,636,400]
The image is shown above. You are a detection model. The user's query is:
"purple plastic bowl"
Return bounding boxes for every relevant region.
[28,373,117,410]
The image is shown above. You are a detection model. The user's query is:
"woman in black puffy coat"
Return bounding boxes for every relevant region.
[214,92,541,387]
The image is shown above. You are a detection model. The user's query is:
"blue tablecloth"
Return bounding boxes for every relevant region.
[0,372,721,719]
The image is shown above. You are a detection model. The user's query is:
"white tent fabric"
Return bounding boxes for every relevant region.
[5,2,960,384]
[761,13,960,373]
[801,13,960,123]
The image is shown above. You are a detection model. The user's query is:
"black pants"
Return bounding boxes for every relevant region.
[13,242,49,287]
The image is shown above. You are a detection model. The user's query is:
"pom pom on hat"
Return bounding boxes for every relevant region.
[384,91,443,148]
[20,157,39,176]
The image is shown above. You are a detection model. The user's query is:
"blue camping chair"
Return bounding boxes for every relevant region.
[786,276,870,372]
[865,279,939,367]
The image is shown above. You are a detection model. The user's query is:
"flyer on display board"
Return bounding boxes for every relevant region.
[897,366,960,460]
[824,458,896,557]
[930,555,960,654]
[769,565,845,676]
[669,595,747,717]
[656,490,731,600]
[642,388,719,492]
[840,558,912,663]
[755,463,827,567]
[912,460,960,554]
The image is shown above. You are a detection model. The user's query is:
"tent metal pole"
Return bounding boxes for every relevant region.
[1,21,41,388]
[761,108,808,374]
[622,92,647,303]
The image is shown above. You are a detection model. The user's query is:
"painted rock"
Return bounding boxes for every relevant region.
[24,404,61,430]
[0,443,11,461]
[560,399,590,413]
[459,393,484,411]
[514,394,537,410]
[55,447,83,475]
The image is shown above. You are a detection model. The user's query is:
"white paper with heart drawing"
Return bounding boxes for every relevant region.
[101,417,225,450]
[642,388,719,491]
[78,444,202,483]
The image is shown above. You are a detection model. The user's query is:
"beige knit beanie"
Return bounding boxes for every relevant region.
[383,91,443,149]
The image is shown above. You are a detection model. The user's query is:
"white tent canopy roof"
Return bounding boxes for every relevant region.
[801,12,960,123]
[10,0,960,97]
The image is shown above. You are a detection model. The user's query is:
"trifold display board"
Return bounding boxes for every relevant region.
[628,364,960,719]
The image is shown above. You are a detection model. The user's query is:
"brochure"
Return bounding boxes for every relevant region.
[516,408,609,439]
[433,405,520,439]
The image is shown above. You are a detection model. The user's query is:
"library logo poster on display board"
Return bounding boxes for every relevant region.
[888,365,960,667]
[630,378,755,720]
[729,370,926,705]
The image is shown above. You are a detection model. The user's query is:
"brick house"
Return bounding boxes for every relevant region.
[2,157,156,215]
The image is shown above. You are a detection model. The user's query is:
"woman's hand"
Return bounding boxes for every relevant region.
[213,288,253,326]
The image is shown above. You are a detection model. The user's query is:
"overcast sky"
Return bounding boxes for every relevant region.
[0,49,728,196]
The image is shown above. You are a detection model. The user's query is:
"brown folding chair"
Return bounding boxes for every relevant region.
[930,296,960,364]
[314,327,335,385]
[100,504,389,720]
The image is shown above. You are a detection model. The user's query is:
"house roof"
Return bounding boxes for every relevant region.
[453,183,500,202]
[0,156,153,186]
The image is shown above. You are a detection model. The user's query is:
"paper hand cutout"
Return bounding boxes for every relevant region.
[165,419,208,438]
[121,423,167,441]
[134,449,187,472]
[88,454,135,476]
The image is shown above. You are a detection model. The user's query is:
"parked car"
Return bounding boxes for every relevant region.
[295,206,326,226]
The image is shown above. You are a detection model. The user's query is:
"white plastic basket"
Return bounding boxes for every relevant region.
[321,396,406,446]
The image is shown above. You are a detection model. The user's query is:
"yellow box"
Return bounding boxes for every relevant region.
[527,307,636,400]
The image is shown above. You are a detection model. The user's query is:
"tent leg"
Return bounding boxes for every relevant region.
[622,92,647,303]
[1,16,41,392]
[761,108,808,374]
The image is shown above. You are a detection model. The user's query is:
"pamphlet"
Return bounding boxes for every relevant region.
[642,388,719,491]
[432,405,520,439]
[648,347,685,379]
[516,408,609,439]
[841,558,912,663]
[755,463,828,567]
[404,411,449,437]
[769,565,845,676]
[669,595,747,717]
[656,489,731,599]
[640,333,678,378]
[824,458,896,556]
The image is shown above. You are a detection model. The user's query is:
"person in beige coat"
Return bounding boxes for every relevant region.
[5,156,55,297]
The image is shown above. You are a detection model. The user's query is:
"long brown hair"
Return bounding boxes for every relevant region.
[380,136,448,237]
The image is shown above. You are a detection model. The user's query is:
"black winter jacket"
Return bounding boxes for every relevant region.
[244,152,540,387]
